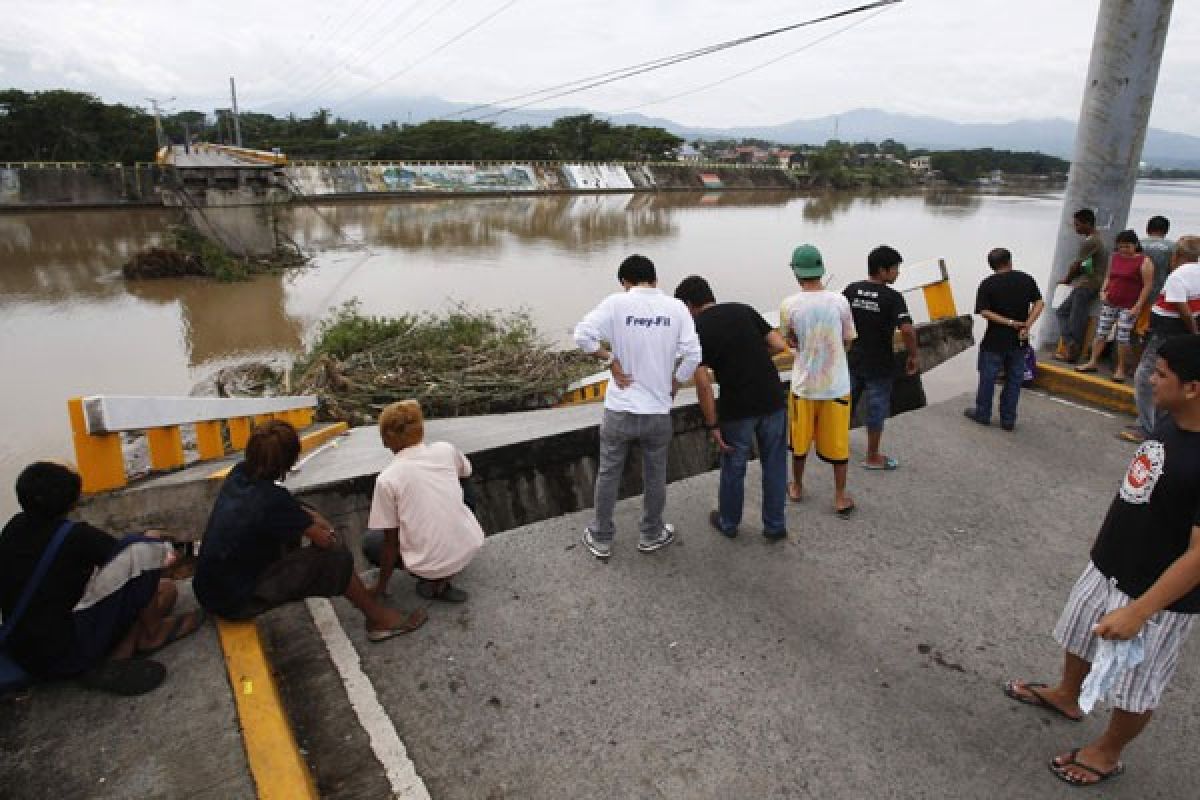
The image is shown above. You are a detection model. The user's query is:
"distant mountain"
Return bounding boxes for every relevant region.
[344,99,1200,168]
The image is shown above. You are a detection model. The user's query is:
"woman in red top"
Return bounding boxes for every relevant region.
[1077,230,1155,382]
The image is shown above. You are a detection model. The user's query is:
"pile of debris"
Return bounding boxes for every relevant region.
[122,247,207,279]
[293,306,597,426]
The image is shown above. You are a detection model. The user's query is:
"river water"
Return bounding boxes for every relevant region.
[3,182,1200,519]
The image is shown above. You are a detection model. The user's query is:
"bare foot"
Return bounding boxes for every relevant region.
[138,609,205,655]
[367,607,427,638]
[787,482,803,502]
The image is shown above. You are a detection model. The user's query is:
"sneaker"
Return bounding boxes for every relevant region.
[963,408,989,426]
[582,527,611,560]
[1001,421,1015,432]
[638,523,676,553]
[762,529,788,541]
[708,510,737,539]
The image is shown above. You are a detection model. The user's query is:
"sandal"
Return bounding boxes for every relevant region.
[861,456,899,471]
[416,578,469,603]
[1048,748,1125,786]
[1003,680,1082,721]
[367,608,428,641]
[1074,364,1098,374]
[138,609,206,657]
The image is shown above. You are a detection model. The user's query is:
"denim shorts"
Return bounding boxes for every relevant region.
[852,374,892,432]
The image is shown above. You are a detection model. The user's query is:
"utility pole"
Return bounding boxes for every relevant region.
[1038,0,1174,347]
[145,96,175,150]
[230,77,243,148]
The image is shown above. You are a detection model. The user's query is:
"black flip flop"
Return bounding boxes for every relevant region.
[138,609,206,657]
[1003,680,1082,721]
[835,502,856,519]
[1049,748,1125,787]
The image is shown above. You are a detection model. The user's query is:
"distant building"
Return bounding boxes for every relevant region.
[909,155,932,172]
[676,144,703,163]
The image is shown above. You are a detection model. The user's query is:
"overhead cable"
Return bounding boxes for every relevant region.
[335,0,521,112]
[455,0,902,122]
[613,6,894,115]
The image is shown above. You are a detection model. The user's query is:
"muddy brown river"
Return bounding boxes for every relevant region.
[3,183,1199,518]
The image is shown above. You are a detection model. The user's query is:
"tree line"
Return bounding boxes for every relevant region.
[0,89,682,163]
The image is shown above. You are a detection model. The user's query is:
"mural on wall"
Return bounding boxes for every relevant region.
[381,164,539,192]
[0,169,20,204]
[562,165,635,190]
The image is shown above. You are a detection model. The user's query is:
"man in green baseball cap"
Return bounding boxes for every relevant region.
[779,244,858,517]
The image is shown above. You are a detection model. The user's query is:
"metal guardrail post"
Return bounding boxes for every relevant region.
[67,397,127,492]
[922,259,959,320]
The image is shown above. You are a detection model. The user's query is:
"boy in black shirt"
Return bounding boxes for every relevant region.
[964,248,1044,431]
[1004,335,1200,787]
[0,462,202,695]
[844,245,918,469]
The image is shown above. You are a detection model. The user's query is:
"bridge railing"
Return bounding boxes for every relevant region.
[67,394,324,493]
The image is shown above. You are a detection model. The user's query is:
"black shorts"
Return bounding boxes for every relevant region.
[226,545,354,619]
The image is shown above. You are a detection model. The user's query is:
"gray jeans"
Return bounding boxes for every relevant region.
[590,409,673,542]
[1055,285,1098,348]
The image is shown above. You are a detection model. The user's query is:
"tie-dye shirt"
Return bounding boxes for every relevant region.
[780,289,856,400]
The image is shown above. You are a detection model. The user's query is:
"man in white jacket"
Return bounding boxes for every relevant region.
[573,254,702,559]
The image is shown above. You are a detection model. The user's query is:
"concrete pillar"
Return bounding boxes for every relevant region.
[1038,0,1174,347]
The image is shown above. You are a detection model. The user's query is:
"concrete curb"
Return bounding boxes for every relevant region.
[216,619,319,800]
[1030,362,1135,416]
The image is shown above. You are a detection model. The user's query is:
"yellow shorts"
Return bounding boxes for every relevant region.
[788,393,851,464]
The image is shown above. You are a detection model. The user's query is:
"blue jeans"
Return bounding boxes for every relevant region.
[850,373,892,433]
[973,348,1025,426]
[714,408,788,536]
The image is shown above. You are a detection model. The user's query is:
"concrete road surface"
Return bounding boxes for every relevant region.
[283,390,1197,799]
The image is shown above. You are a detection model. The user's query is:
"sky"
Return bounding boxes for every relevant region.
[2,0,1198,134]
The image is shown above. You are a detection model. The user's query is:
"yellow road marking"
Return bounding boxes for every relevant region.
[216,619,318,800]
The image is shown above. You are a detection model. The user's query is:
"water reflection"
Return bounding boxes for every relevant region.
[923,190,983,217]
[0,209,171,300]
[126,275,304,367]
[280,190,800,253]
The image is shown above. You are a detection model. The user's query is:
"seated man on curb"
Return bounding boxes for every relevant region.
[365,400,484,604]
[1004,334,1200,787]
[0,462,203,696]
[193,420,426,640]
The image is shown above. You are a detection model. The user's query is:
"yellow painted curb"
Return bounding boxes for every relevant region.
[216,619,319,800]
[1031,362,1136,416]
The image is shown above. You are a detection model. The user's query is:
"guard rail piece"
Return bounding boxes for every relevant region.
[68,394,318,493]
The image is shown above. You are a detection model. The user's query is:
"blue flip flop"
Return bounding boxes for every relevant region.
[861,456,899,471]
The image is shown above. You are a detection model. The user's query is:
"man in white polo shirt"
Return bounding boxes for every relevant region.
[1123,235,1200,443]
[574,254,702,559]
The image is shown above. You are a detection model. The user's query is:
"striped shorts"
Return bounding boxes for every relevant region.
[1094,303,1138,344]
[1053,562,1195,713]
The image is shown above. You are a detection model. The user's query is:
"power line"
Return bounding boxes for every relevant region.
[334,0,521,113]
[283,0,437,113]
[612,6,894,115]
[456,0,901,122]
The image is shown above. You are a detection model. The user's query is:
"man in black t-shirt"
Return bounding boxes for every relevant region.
[844,245,918,470]
[675,276,789,539]
[964,248,1044,431]
[1005,335,1200,787]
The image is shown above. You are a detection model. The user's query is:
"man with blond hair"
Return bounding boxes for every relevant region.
[1123,235,1200,443]
[366,400,484,603]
